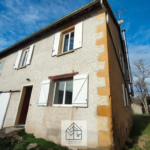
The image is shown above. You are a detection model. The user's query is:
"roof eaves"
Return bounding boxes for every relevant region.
[0,0,100,55]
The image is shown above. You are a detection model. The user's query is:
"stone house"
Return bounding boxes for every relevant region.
[0,0,133,149]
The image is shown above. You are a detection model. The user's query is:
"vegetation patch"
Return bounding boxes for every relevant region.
[0,129,68,150]
[125,114,150,150]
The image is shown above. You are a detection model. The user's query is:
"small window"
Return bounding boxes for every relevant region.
[62,31,74,53]
[0,60,5,70]
[20,49,29,67]
[14,44,34,69]
[53,79,73,106]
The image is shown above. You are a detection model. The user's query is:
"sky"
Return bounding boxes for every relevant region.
[0,0,150,64]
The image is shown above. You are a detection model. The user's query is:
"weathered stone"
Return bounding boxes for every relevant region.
[27,143,38,149]
[13,135,22,141]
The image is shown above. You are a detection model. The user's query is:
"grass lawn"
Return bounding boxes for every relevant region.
[125,114,150,150]
[0,129,68,150]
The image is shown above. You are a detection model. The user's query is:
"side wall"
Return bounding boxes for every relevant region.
[107,14,132,150]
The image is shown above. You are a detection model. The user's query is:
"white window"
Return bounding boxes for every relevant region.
[20,49,29,67]
[52,22,83,56]
[62,31,74,53]
[53,79,73,106]
[14,44,34,69]
[122,84,130,107]
[51,74,88,107]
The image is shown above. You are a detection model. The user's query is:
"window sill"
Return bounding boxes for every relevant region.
[17,66,26,70]
[57,50,74,57]
[52,105,73,107]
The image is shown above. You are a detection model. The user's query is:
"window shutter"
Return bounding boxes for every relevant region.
[73,22,83,49]
[125,88,129,106]
[72,74,88,107]
[14,50,22,69]
[26,44,34,65]
[52,32,61,56]
[0,93,11,130]
[122,84,126,107]
[38,80,51,106]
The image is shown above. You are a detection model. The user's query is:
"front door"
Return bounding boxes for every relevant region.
[19,86,32,124]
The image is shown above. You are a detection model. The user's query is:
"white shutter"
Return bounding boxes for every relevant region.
[73,22,83,49]
[122,84,126,107]
[125,88,129,106]
[72,74,88,107]
[14,50,22,69]
[26,44,34,65]
[38,80,51,106]
[0,93,11,130]
[52,32,61,56]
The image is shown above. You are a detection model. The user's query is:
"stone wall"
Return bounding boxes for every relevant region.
[107,14,133,150]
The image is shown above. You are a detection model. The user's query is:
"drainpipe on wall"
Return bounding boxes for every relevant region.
[122,30,134,96]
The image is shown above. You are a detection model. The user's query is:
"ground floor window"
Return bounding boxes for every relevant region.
[53,79,73,106]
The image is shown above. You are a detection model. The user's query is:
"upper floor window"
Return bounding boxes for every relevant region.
[52,22,83,56]
[38,74,88,108]
[62,31,74,53]
[20,48,29,67]
[14,44,34,69]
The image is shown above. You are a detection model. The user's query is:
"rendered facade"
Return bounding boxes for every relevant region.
[0,0,133,149]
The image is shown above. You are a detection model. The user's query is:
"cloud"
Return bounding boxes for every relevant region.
[128,43,150,62]
[0,0,90,51]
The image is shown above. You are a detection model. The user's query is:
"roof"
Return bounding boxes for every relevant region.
[0,0,118,56]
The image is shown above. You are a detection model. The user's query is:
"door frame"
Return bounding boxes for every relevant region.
[14,84,33,125]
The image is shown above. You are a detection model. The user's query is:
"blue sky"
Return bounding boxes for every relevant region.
[0,0,150,63]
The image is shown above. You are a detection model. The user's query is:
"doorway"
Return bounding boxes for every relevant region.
[16,86,33,125]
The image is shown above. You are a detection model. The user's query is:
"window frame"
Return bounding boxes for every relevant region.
[52,78,73,107]
[19,48,29,68]
[61,30,74,53]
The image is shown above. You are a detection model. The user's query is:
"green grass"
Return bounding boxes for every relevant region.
[0,130,68,150]
[125,114,150,150]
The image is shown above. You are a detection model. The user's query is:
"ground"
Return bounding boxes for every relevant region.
[0,114,150,150]
[125,114,150,150]
[0,129,68,150]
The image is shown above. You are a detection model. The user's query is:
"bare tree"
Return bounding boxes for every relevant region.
[132,59,150,114]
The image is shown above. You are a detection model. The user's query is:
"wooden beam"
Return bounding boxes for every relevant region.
[49,72,78,80]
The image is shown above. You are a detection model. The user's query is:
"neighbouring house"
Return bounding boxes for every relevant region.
[0,0,134,149]
[131,103,143,114]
